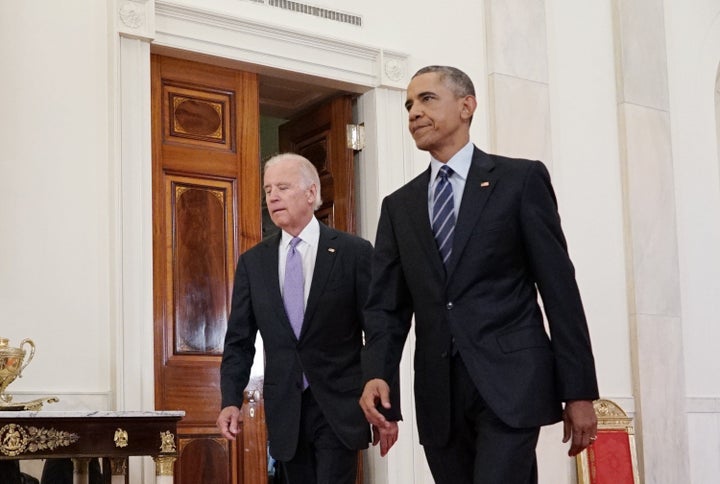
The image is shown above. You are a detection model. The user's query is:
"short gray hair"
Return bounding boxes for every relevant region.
[264,153,323,210]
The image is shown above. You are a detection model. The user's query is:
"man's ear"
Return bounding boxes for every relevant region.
[307,183,318,204]
[461,95,477,121]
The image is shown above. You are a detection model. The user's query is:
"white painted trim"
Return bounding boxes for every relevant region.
[117,35,155,484]
[153,0,409,90]
[118,36,154,416]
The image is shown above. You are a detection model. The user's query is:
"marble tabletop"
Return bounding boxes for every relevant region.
[0,410,185,418]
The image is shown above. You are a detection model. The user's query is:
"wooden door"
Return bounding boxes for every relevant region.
[151,55,264,484]
[279,95,356,233]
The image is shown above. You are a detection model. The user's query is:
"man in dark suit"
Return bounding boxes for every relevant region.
[217,153,397,484]
[359,66,599,483]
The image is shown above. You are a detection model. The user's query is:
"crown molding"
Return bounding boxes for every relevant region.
[116,0,156,41]
[152,0,408,89]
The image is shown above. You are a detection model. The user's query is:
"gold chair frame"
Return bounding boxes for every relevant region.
[576,399,640,484]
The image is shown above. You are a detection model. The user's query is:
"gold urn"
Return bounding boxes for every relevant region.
[0,337,35,401]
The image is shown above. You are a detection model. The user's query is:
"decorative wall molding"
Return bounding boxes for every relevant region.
[686,397,720,413]
[153,0,408,89]
[116,0,155,41]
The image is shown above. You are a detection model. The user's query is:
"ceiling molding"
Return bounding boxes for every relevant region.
[152,0,409,90]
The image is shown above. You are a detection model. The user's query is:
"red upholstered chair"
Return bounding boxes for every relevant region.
[576,399,640,484]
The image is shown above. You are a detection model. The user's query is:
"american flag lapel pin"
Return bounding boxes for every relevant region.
[480,181,490,187]
[328,248,336,253]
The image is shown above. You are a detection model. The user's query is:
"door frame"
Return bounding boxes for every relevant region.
[113,3,413,482]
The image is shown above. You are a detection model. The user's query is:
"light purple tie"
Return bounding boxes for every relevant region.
[283,236,308,389]
[283,237,304,339]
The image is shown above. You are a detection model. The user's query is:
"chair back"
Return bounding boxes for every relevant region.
[575,399,640,484]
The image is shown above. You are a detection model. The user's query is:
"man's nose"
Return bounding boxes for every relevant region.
[408,105,422,120]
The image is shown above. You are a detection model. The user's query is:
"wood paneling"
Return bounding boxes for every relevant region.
[279,95,355,232]
[152,55,264,484]
[168,178,233,355]
[177,434,231,484]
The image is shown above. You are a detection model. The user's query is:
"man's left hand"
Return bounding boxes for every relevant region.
[562,400,597,456]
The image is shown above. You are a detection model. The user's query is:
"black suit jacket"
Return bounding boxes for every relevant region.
[221,223,373,461]
[362,147,599,446]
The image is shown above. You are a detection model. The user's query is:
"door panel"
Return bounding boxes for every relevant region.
[177,433,232,484]
[152,55,263,483]
[279,95,355,232]
[168,176,233,356]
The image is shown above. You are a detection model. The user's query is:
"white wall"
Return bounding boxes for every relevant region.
[665,0,720,481]
[545,0,632,399]
[538,2,633,482]
[0,0,112,409]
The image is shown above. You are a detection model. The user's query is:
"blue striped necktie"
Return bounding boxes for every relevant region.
[432,165,456,266]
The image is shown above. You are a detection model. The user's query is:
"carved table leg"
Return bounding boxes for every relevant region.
[153,455,177,484]
[109,457,127,484]
[72,457,90,484]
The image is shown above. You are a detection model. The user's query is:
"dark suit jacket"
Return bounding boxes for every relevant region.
[221,223,373,461]
[362,146,599,446]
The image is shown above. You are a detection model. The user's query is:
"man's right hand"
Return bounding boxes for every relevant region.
[372,421,399,457]
[359,378,392,428]
[217,405,242,440]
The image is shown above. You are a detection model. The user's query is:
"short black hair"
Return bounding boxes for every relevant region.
[412,65,476,98]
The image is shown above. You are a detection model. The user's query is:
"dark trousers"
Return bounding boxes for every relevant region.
[423,355,540,484]
[279,388,357,484]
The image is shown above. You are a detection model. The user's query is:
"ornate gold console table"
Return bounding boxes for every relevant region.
[0,410,184,483]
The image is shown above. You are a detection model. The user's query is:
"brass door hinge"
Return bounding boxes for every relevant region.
[346,123,365,151]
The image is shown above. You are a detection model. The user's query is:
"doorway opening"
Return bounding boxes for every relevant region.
[150,48,370,484]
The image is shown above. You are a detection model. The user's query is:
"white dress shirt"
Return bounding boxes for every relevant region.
[428,141,474,223]
[278,216,320,304]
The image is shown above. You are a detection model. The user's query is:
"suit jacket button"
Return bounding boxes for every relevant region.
[440,351,448,358]
[446,302,454,310]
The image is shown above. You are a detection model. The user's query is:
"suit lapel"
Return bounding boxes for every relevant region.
[445,148,497,278]
[302,224,338,337]
[259,232,297,338]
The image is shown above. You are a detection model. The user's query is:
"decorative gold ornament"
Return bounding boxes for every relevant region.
[114,428,128,448]
[0,337,35,397]
[0,337,59,411]
[0,396,60,411]
[154,455,177,476]
[159,430,176,453]
[0,423,27,456]
[0,423,79,457]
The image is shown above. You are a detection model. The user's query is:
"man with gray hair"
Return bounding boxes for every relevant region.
[218,153,397,483]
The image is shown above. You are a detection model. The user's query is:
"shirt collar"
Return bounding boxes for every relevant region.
[281,216,320,249]
[429,141,474,182]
